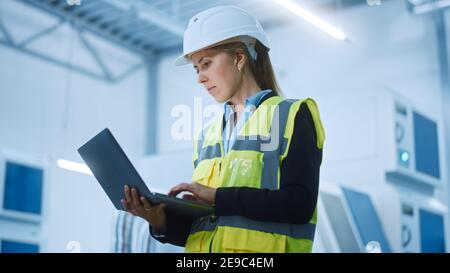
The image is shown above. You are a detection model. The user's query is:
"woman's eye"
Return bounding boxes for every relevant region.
[194,61,210,74]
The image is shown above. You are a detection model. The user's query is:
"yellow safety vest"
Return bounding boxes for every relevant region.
[186,96,325,253]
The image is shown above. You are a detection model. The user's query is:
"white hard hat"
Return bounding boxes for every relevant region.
[174,5,270,66]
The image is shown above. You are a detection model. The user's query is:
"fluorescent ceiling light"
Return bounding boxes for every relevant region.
[273,0,346,40]
[57,159,167,194]
[57,159,92,175]
[412,0,450,14]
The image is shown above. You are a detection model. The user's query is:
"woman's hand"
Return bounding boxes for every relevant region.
[168,182,216,205]
[121,185,167,232]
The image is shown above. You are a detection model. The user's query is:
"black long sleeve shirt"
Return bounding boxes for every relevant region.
[151,94,323,247]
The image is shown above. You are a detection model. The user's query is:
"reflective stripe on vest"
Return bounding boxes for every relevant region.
[190,215,316,240]
[194,142,222,168]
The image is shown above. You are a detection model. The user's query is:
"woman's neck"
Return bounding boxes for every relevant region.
[228,76,261,107]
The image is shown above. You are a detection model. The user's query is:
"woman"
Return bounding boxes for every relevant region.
[121,5,325,253]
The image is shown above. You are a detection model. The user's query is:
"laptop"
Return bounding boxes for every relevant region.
[77,128,214,219]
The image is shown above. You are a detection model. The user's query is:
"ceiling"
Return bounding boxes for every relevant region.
[20,0,370,57]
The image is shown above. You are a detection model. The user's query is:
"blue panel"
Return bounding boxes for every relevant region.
[419,209,446,253]
[3,161,43,215]
[413,112,440,179]
[1,240,39,253]
[342,187,392,253]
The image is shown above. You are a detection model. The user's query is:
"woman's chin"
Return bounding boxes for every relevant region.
[215,98,227,103]
[212,94,227,103]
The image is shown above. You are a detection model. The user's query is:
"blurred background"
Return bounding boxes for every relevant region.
[0,0,449,253]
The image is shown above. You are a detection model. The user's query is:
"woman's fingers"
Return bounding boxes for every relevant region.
[121,199,137,215]
[131,188,142,207]
[182,194,197,201]
[168,183,215,204]
[140,196,153,211]
[140,196,167,214]
[156,203,166,213]
[168,185,181,196]
[168,183,194,197]
[121,199,129,211]
[124,185,144,209]
[124,185,132,204]
[123,186,138,214]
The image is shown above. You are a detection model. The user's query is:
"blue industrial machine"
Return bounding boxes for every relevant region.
[0,150,46,253]
[317,180,447,253]
[379,92,443,191]
[317,183,391,253]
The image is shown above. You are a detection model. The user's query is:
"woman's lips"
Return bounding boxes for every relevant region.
[208,86,216,93]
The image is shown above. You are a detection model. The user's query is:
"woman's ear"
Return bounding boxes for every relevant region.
[235,52,246,72]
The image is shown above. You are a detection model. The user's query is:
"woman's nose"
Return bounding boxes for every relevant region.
[197,72,207,84]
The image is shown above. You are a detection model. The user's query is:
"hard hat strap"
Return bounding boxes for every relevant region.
[245,42,258,61]
[238,36,258,61]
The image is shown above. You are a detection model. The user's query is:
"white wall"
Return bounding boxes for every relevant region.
[0,0,148,252]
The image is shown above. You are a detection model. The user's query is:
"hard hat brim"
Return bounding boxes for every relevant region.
[173,37,253,66]
[174,54,190,66]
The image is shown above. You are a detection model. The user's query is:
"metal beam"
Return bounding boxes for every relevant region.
[0,5,144,84]
[76,5,117,20]
[0,0,144,82]
[0,18,13,43]
[119,27,165,48]
[122,23,159,35]
[1,35,144,83]
[105,0,184,37]
[20,0,155,56]
[114,62,145,83]
[0,38,108,81]
[434,11,450,235]
[411,0,450,14]
[154,44,183,59]
[77,29,113,81]
[18,19,65,47]
[95,12,131,29]
[72,0,105,14]
[105,16,138,33]
[145,55,159,155]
